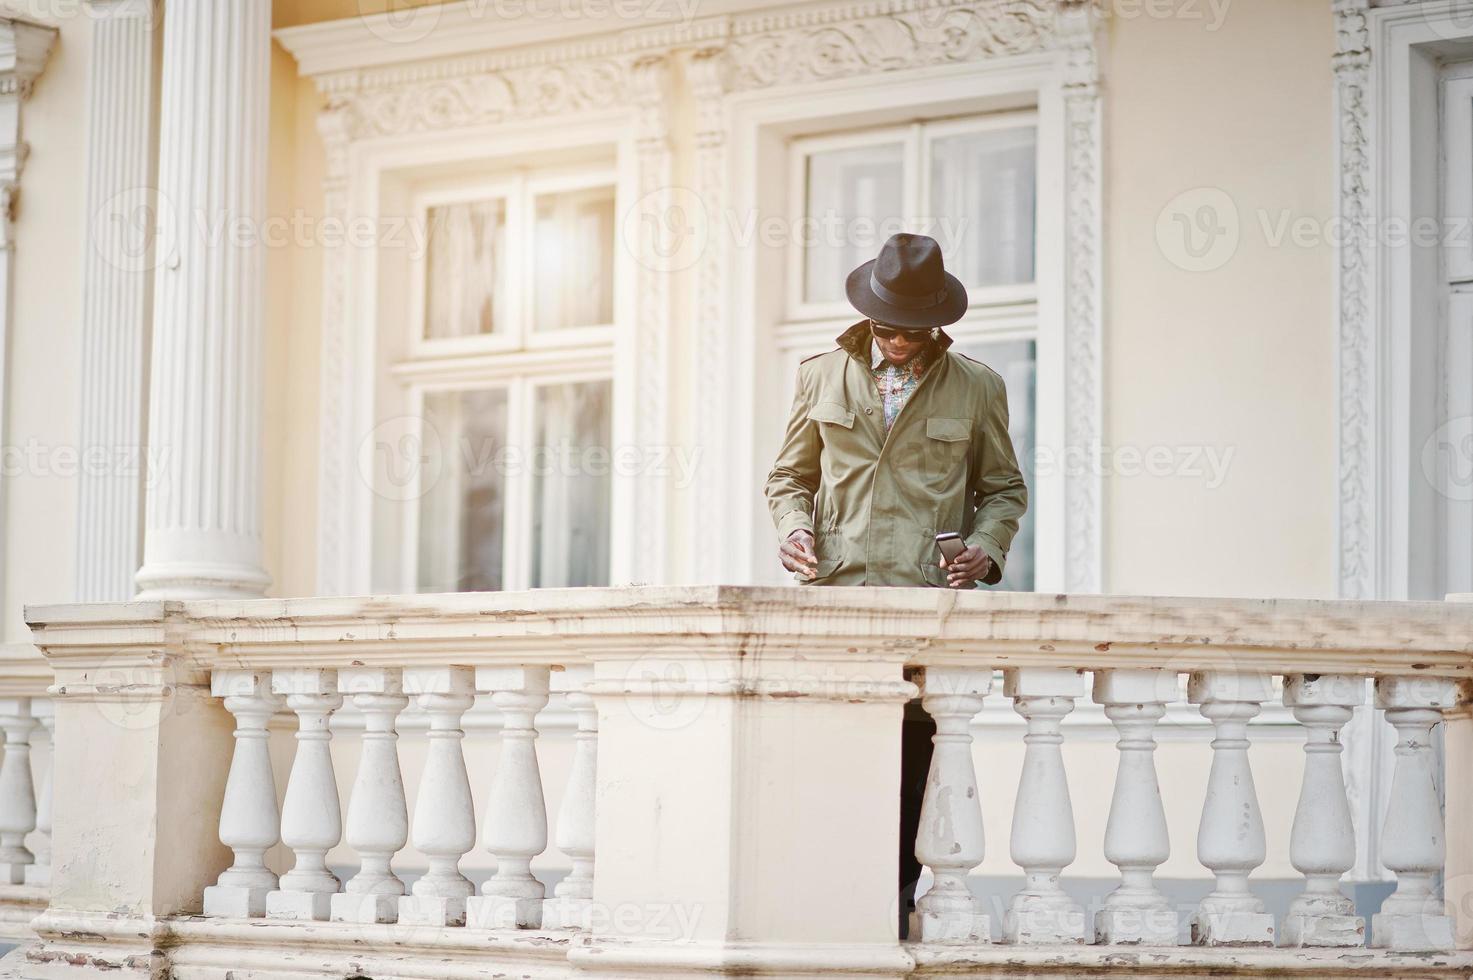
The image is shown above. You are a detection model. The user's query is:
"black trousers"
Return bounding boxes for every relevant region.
[898,702,936,940]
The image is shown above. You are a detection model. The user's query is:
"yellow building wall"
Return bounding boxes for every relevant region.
[1,3,86,640]
[1103,0,1337,598]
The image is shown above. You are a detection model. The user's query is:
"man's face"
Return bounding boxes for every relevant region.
[872,325,929,366]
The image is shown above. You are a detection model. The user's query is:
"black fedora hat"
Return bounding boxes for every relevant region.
[845,233,968,330]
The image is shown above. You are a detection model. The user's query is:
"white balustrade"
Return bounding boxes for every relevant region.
[468,666,551,930]
[331,668,409,925]
[1371,676,1460,952]
[1188,670,1275,946]
[0,698,37,884]
[1281,673,1363,947]
[543,665,597,931]
[1002,667,1086,944]
[398,667,477,928]
[266,668,344,921]
[23,698,52,888]
[28,587,1473,978]
[1093,669,1177,945]
[913,667,992,944]
[203,671,281,917]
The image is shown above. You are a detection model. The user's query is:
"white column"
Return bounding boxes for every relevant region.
[0,20,55,633]
[23,697,52,887]
[1281,673,1364,947]
[1002,668,1086,944]
[398,667,477,927]
[1188,671,1275,946]
[203,670,281,918]
[468,666,550,930]
[543,666,597,931]
[266,669,342,921]
[1093,669,1177,945]
[914,667,992,944]
[330,668,408,925]
[133,0,271,598]
[1371,676,1460,952]
[0,698,35,883]
[75,0,157,602]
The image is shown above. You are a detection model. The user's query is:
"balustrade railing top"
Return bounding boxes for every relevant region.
[25,585,1473,676]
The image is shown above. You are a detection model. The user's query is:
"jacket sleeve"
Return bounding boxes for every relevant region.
[764,364,822,541]
[966,373,1028,585]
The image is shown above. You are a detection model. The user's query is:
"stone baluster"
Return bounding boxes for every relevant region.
[913,667,992,944]
[266,669,343,921]
[23,698,53,888]
[1188,670,1276,946]
[0,699,36,883]
[543,666,597,931]
[468,666,550,930]
[1281,673,1364,947]
[398,667,477,927]
[331,668,409,924]
[1093,669,1178,945]
[1002,668,1086,944]
[203,671,282,917]
[1371,676,1462,952]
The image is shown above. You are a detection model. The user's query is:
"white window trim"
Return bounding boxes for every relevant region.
[1333,0,1473,601]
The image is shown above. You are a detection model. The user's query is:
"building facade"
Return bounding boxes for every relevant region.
[0,0,1468,975]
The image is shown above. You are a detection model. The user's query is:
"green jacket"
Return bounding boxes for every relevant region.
[764,321,1028,587]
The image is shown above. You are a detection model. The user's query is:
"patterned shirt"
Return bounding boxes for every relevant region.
[871,339,931,431]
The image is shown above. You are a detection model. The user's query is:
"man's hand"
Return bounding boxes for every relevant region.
[780,529,818,580]
[940,545,991,589]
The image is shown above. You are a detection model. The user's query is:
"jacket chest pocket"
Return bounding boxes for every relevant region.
[921,416,971,484]
[808,401,859,447]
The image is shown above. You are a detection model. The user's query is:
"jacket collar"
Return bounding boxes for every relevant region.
[837,319,953,365]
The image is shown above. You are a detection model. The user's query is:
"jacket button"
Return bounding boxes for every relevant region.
[865,407,874,415]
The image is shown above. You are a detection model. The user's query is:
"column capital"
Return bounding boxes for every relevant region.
[0,18,56,101]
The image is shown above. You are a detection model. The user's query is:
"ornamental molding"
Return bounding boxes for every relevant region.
[283,0,1081,131]
[1332,0,1373,600]
[723,0,1058,89]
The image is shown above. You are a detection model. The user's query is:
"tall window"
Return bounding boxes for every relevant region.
[783,113,1039,590]
[401,170,617,593]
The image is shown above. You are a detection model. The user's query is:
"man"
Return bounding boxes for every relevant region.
[763,233,1028,938]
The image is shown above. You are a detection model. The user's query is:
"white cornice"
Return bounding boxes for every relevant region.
[275,0,755,77]
[273,0,1051,80]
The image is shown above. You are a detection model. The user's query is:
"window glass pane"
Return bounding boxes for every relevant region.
[954,338,1036,591]
[531,380,613,588]
[930,127,1036,288]
[417,388,508,592]
[803,142,905,304]
[533,186,616,331]
[423,199,507,340]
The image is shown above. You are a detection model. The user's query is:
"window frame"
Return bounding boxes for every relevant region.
[784,110,1039,325]
[407,166,618,361]
[396,163,621,595]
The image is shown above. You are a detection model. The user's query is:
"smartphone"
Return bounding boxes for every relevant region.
[934,532,965,564]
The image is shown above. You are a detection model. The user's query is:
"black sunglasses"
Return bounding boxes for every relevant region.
[870,320,925,340]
